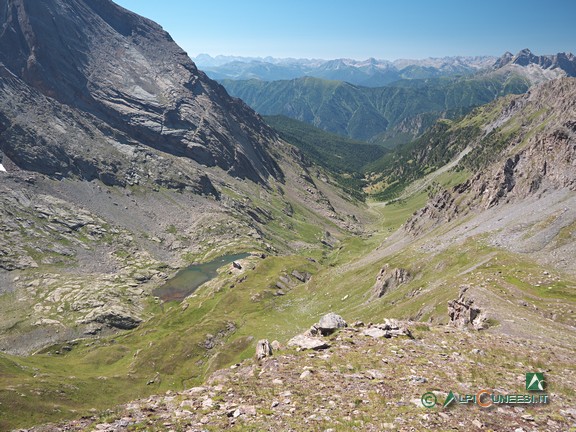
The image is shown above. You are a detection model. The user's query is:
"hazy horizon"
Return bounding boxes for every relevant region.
[114,0,575,61]
[191,51,540,63]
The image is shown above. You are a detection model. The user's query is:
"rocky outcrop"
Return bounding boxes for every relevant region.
[404,189,459,236]
[470,92,576,207]
[79,305,142,330]
[361,319,413,339]
[287,313,411,351]
[448,286,487,330]
[287,312,348,349]
[255,339,272,360]
[487,155,520,207]
[291,270,311,283]
[0,183,108,271]
[370,265,410,299]
[273,269,312,296]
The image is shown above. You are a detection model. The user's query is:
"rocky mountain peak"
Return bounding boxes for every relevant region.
[492,51,513,68]
[0,0,282,184]
[512,48,536,66]
[493,48,576,77]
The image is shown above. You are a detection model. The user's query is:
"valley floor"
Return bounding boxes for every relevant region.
[2,181,575,431]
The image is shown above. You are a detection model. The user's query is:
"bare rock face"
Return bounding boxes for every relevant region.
[448,286,487,330]
[493,49,576,85]
[79,305,142,330]
[0,0,282,185]
[370,265,410,299]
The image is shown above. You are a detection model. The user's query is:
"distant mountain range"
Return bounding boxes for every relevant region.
[195,50,576,88]
[193,54,497,87]
[215,50,575,146]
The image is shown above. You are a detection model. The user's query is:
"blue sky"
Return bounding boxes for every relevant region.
[114,0,576,60]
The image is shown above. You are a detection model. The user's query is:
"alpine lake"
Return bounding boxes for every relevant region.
[153,253,250,302]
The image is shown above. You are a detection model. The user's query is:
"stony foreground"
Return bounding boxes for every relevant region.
[20,319,576,432]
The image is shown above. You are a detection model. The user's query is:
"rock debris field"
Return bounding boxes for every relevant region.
[21,314,576,432]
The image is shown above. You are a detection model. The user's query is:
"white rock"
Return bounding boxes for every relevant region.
[33,318,64,326]
[287,334,330,350]
[362,328,388,338]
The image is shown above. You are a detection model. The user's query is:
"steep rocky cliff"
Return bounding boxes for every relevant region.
[0,0,281,184]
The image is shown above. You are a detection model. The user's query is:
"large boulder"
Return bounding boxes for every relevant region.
[316,312,347,336]
[287,334,330,351]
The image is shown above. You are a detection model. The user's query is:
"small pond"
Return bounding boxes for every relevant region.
[153,253,250,302]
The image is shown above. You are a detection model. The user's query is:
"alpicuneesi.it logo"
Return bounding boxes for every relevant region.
[421,373,549,409]
[526,372,545,391]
